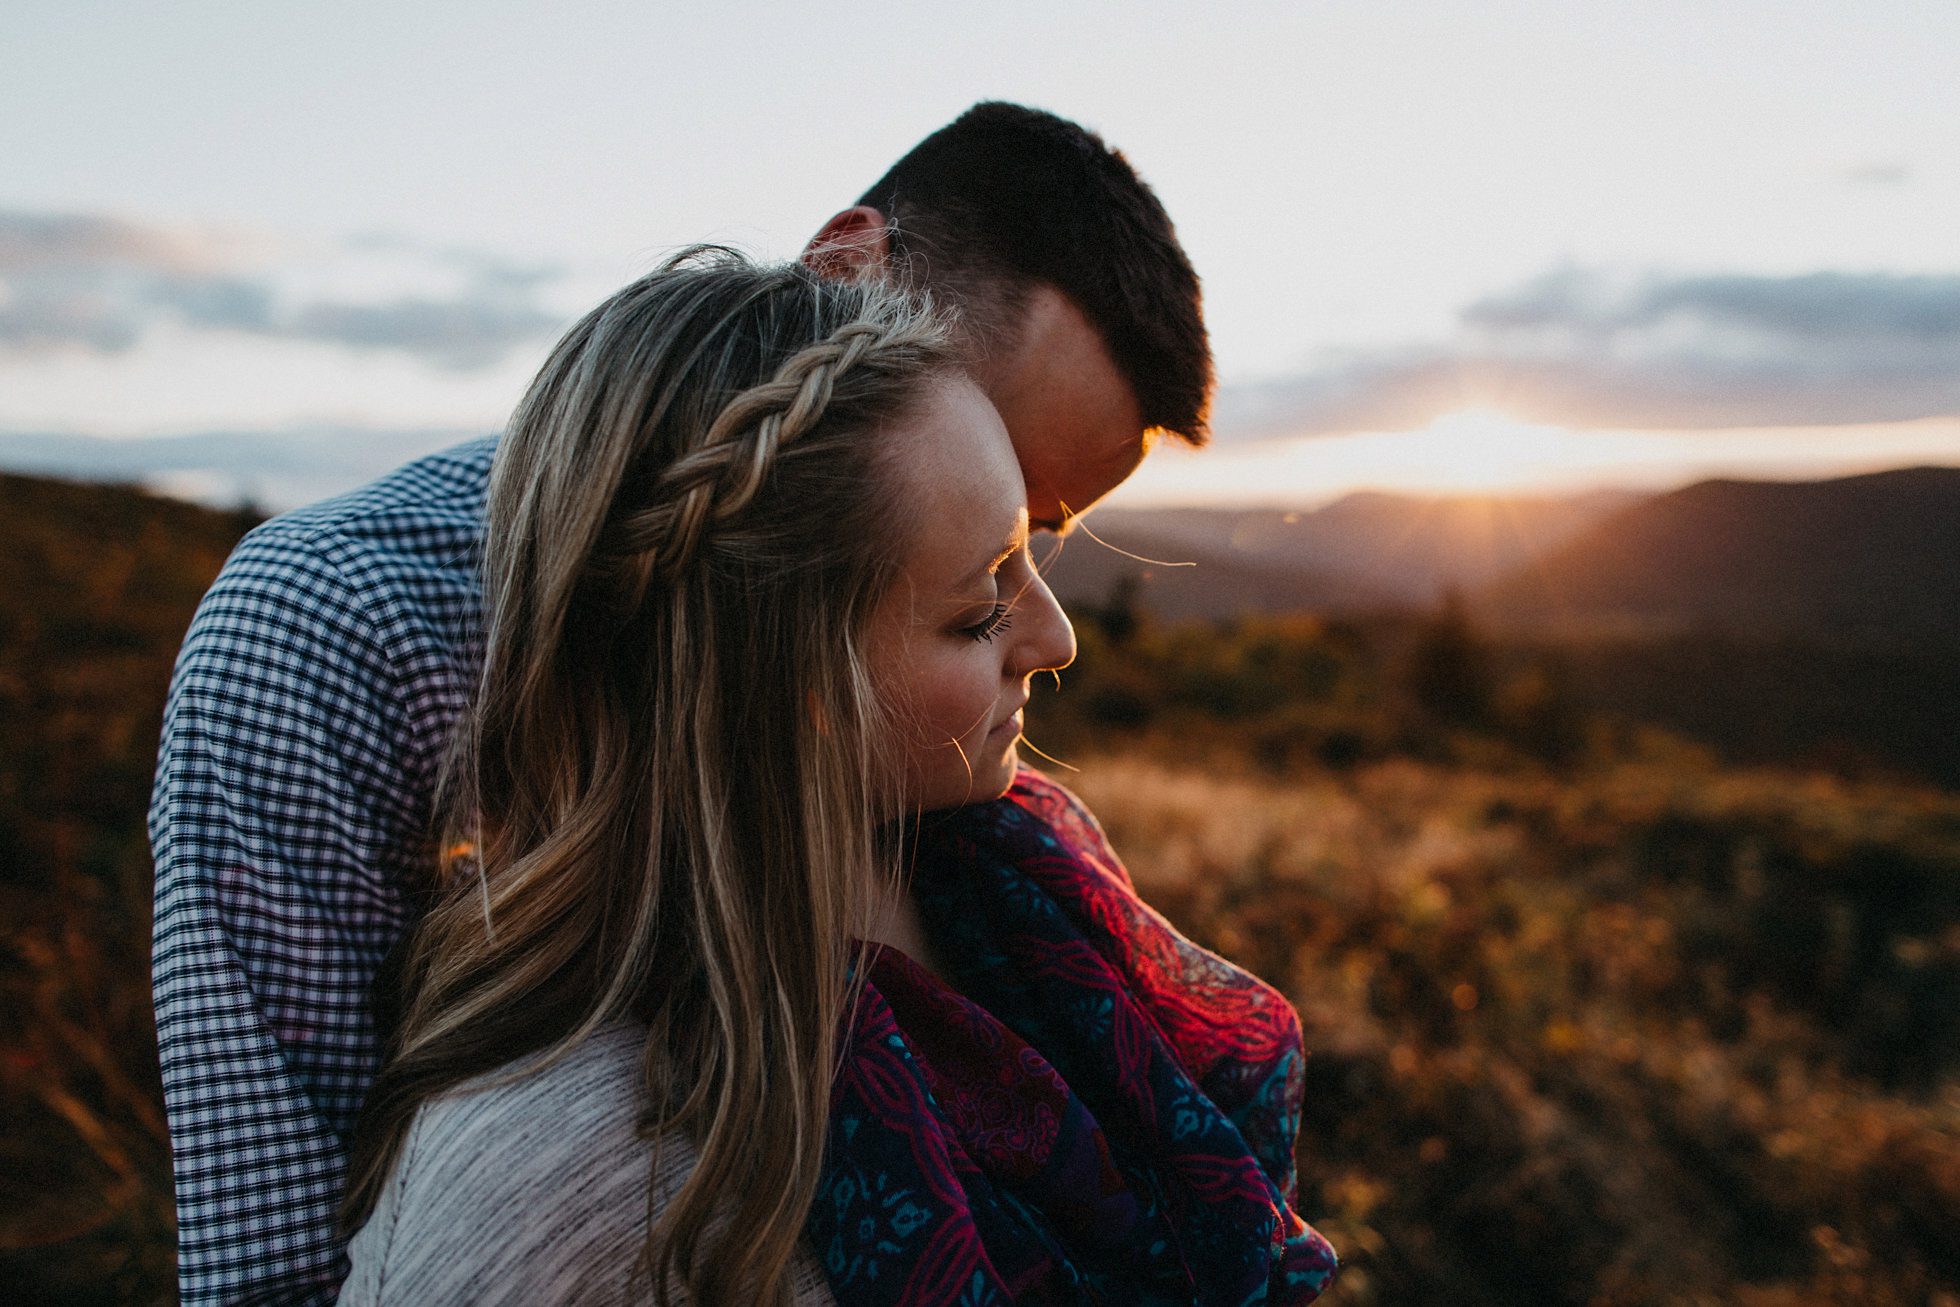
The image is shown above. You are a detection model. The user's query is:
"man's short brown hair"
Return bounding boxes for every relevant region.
[856,102,1212,445]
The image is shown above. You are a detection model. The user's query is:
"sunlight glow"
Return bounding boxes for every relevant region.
[1109,415,1960,510]
[1375,408,1583,491]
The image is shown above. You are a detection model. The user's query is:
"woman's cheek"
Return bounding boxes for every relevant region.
[888,645,990,801]
[913,644,997,748]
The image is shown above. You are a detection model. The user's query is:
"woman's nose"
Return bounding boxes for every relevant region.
[1010,570,1076,678]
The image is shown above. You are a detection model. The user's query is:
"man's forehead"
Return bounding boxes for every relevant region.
[964,282,1147,525]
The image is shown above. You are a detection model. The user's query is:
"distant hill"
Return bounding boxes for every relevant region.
[1046,489,1639,621]
[1,473,256,1300]
[0,473,258,895]
[1478,466,1960,642]
[1039,522,1393,624]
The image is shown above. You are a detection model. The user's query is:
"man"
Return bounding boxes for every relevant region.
[150,101,1211,1305]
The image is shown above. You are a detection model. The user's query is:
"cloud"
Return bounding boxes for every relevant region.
[0,212,203,270]
[1841,161,1911,187]
[0,425,490,512]
[0,210,567,368]
[279,297,563,368]
[1216,268,1960,438]
[1463,269,1960,343]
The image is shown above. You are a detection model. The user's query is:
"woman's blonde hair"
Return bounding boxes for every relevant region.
[343,248,954,1304]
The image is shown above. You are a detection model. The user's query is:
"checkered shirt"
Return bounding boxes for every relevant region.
[150,438,496,1305]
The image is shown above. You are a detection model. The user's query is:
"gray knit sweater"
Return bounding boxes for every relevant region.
[339,1023,837,1305]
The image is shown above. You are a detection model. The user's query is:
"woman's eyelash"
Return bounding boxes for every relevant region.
[962,604,1014,643]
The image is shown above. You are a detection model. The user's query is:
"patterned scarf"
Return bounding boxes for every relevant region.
[807,770,1338,1305]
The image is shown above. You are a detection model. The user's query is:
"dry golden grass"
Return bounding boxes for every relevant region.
[6,472,1957,1304]
[1064,752,1960,1307]
[1,474,250,1304]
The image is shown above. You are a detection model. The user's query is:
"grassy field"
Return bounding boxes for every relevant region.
[1063,752,1960,1306]
[3,472,1956,1304]
[1,475,250,1303]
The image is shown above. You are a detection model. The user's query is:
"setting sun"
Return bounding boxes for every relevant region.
[1115,407,1639,505]
[1114,410,1960,510]
[1379,408,1582,491]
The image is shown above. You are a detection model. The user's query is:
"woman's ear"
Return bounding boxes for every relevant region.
[801,206,892,281]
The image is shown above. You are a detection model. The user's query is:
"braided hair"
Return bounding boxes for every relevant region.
[345,248,957,1307]
[598,315,938,602]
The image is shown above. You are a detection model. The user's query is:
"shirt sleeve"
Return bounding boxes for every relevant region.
[150,520,429,1307]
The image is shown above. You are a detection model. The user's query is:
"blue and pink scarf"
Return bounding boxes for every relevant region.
[808,769,1338,1305]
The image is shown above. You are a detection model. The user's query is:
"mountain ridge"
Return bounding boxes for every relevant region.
[1477,465,1960,641]
[1043,488,1645,621]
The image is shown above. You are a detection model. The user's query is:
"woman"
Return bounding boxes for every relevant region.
[339,250,1336,1305]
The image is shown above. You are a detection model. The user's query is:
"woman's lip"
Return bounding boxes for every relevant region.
[988,709,1024,741]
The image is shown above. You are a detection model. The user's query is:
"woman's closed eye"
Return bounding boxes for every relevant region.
[961,603,1015,643]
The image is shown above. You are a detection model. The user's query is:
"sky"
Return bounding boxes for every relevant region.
[3,0,1957,509]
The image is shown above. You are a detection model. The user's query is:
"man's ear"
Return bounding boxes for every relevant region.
[801,206,892,280]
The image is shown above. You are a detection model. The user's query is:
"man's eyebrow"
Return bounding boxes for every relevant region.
[1031,497,1079,537]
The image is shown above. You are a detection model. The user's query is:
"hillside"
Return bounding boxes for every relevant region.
[1040,524,1395,623]
[2,468,1958,1303]
[1,473,258,1301]
[1065,754,1960,1307]
[0,473,260,892]
[1478,466,1960,642]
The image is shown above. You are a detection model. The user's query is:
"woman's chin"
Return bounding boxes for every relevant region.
[907,749,1019,814]
[977,737,1020,793]
[976,750,1018,801]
